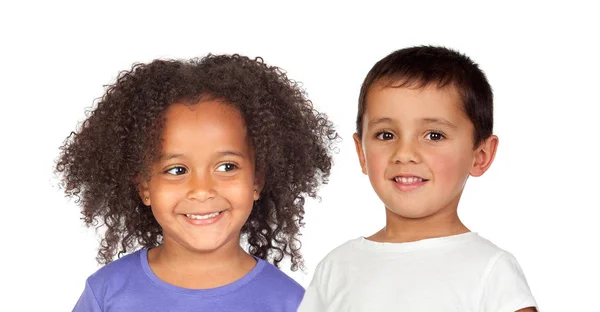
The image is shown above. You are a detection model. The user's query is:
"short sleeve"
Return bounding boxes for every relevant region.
[297,261,327,312]
[72,279,103,312]
[480,252,537,312]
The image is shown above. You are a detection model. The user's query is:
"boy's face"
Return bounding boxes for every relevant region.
[139,101,262,254]
[354,83,497,219]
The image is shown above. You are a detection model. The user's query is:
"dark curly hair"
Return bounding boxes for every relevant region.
[56,54,337,271]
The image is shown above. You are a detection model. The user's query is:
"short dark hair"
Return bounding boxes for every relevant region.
[357,46,493,146]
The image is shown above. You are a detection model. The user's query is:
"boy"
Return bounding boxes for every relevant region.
[298,46,537,311]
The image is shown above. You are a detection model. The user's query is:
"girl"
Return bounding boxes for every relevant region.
[57,54,337,311]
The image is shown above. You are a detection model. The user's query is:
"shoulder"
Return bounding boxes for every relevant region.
[458,233,505,256]
[86,249,144,293]
[445,234,528,278]
[250,259,305,309]
[475,238,537,311]
[440,233,516,268]
[304,237,365,287]
[315,238,364,267]
[482,249,529,285]
[255,259,304,295]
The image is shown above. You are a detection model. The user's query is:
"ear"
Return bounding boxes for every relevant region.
[353,133,368,175]
[470,135,499,177]
[136,175,152,206]
[253,172,265,201]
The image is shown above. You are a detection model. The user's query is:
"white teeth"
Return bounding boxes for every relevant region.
[185,211,221,220]
[394,177,423,184]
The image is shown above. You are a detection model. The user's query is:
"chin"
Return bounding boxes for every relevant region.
[181,235,235,253]
[183,243,226,254]
[386,205,438,219]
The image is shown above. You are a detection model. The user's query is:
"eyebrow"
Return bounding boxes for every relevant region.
[217,151,246,158]
[160,151,246,160]
[421,118,457,129]
[367,117,394,129]
[162,153,183,160]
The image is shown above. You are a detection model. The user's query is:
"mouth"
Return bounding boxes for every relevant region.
[391,175,428,192]
[184,211,223,220]
[181,210,225,225]
[392,176,428,184]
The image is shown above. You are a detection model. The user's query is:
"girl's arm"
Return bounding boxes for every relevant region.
[72,280,103,312]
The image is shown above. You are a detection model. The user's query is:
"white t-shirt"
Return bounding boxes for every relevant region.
[298,232,536,312]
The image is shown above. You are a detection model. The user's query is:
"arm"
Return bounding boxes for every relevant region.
[297,261,327,312]
[480,252,537,312]
[297,283,325,312]
[72,279,103,312]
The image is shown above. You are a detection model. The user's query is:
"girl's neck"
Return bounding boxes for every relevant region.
[368,202,469,243]
[147,237,257,289]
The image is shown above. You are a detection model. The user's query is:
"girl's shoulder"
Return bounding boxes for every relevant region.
[86,248,145,290]
[244,258,305,308]
[251,258,304,294]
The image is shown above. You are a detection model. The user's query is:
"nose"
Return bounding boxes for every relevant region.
[186,172,217,202]
[392,137,421,164]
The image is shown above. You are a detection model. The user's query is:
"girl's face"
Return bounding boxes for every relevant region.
[139,101,262,254]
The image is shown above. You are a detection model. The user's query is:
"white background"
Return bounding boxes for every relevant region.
[1,1,598,311]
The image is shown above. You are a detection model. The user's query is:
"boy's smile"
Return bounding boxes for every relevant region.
[390,174,429,192]
[354,83,497,224]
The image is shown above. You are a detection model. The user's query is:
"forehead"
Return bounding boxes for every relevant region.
[161,101,249,151]
[364,84,466,123]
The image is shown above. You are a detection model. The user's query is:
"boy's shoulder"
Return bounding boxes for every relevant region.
[311,237,365,270]
[324,237,363,258]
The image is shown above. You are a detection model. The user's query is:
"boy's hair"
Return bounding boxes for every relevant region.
[357,46,493,146]
[56,54,337,271]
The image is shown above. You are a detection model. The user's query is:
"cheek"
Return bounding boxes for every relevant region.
[426,149,472,184]
[149,180,186,210]
[219,177,255,209]
[364,144,389,175]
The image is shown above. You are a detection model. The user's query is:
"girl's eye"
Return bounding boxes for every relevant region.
[166,166,187,175]
[216,163,237,172]
[376,132,395,140]
[426,132,445,141]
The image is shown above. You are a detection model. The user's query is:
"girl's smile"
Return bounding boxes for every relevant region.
[140,100,262,254]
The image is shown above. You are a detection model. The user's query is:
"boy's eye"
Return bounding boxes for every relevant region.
[216,163,237,172]
[376,132,395,140]
[165,166,187,175]
[425,132,445,141]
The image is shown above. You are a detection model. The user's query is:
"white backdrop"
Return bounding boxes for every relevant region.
[1,1,598,311]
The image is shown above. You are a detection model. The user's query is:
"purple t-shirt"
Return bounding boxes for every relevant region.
[73,248,304,311]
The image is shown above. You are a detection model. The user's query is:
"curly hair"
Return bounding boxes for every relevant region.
[56,54,337,271]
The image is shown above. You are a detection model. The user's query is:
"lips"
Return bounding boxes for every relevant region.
[180,210,226,225]
[393,176,425,184]
[184,211,222,220]
[390,175,428,192]
[391,174,429,183]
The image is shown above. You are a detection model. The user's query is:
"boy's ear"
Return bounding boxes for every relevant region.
[470,135,499,177]
[136,175,152,206]
[353,133,368,175]
[253,172,265,201]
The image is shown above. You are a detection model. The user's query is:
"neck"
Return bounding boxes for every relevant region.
[370,198,469,243]
[147,234,256,288]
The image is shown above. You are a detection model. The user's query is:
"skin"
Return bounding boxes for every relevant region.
[354,83,498,243]
[354,84,536,312]
[138,100,263,289]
